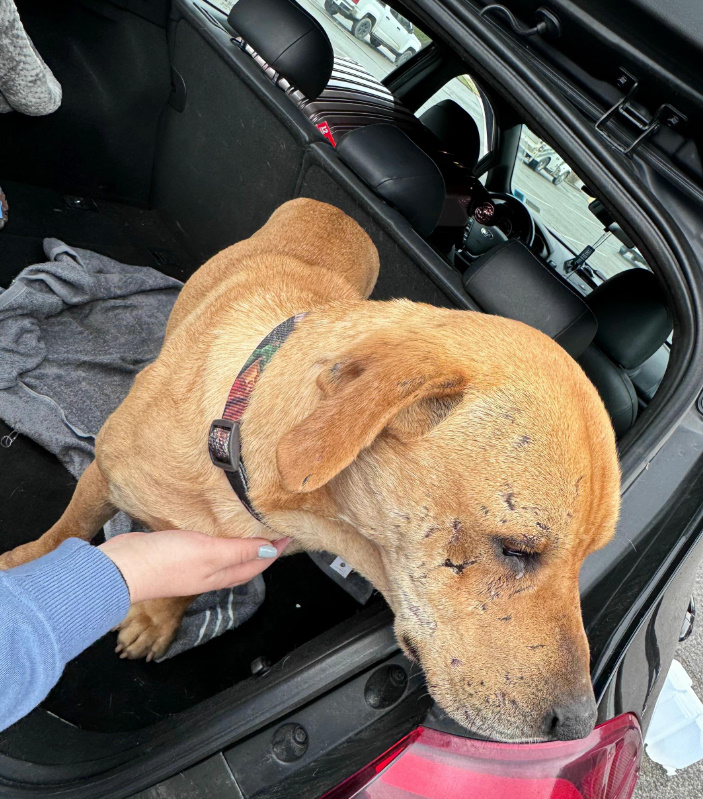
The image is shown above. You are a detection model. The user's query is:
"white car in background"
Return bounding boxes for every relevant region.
[518,128,572,185]
[324,0,422,64]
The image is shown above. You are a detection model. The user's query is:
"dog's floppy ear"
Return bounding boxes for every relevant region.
[276,336,467,493]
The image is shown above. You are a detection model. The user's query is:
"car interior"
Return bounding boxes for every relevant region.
[0,0,676,777]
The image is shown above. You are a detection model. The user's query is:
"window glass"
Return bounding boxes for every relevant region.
[218,0,432,81]
[415,75,492,160]
[512,126,647,283]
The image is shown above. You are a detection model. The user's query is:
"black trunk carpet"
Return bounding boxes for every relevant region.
[43,554,368,732]
[0,180,197,286]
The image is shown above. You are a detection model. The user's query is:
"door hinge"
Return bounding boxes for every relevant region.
[595,69,686,156]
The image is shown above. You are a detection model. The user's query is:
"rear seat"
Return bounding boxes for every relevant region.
[577,270,673,438]
[227,0,492,233]
[160,0,475,308]
[294,55,421,145]
[227,0,334,101]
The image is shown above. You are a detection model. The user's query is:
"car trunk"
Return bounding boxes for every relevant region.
[0,0,455,790]
[0,356,377,739]
[7,0,700,793]
[0,175,397,774]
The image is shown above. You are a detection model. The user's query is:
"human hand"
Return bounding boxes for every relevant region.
[99,531,291,604]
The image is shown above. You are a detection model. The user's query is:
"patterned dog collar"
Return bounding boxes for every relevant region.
[208,313,307,523]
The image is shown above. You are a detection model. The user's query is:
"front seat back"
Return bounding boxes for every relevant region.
[462,240,597,357]
[420,99,482,172]
[578,269,673,438]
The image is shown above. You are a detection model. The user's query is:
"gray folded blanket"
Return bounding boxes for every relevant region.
[0,239,265,658]
[0,0,61,115]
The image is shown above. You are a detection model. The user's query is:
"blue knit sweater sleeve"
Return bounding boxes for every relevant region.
[0,539,131,732]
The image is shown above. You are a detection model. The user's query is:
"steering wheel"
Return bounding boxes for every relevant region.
[461,193,536,258]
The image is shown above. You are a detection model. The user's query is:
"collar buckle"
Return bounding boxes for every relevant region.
[208,418,241,472]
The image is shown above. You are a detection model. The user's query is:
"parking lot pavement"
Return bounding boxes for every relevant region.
[512,163,629,280]
[633,561,703,798]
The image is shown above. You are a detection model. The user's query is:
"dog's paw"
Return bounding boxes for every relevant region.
[115,598,184,661]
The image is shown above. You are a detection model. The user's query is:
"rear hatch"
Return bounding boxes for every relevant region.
[490,0,703,187]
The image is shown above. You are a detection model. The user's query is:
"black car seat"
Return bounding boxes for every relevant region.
[227,0,450,237]
[335,123,445,237]
[292,63,487,220]
[577,269,673,438]
[462,240,597,357]
[227,0,489,237]
[294,54,423,145]
[227,0,334,101]
[420,99,482,172]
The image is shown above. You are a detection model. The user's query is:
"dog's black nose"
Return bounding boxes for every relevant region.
[543,694,597,740]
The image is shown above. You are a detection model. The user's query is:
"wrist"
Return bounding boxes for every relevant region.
[98,534,146,604]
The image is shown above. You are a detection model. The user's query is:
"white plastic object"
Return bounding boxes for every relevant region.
[645,659,703,775]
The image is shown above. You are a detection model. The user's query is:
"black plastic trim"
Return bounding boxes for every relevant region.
[0,605,397,797]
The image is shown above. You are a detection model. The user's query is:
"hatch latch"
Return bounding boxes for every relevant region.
[595,70,686,155]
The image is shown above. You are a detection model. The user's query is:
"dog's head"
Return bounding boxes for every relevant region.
[273,304,620,742]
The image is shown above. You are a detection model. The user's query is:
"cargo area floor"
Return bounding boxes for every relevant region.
[0,180,196,286]
[0,182,374,733]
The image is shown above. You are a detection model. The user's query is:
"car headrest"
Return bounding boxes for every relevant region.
[420,99,481,171]
[462,240,597,357]
[587,269,673,369]
[336,123,446,237]
[228,0,334,100]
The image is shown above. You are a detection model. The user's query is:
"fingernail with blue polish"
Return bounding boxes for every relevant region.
[258,544,278,559]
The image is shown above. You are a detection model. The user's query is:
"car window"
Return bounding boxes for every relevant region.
[512,125,649,284]
[216,0,432,81]
[415,75,493,162]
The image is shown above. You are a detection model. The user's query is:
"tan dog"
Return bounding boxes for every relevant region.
[0,199,620,742]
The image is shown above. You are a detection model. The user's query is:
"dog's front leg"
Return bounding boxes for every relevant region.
[0,461,116,570]
[115,595,196,661]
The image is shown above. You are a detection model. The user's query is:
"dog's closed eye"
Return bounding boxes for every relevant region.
[498,540,542,576]
[502,544,533,559]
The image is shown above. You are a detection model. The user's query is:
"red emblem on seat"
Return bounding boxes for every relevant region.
[316,121,337,147]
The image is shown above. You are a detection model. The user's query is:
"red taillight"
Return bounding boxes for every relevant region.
[322,713,642,799]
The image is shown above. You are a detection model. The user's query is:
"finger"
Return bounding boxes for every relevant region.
[216,558,275,587]
[207,535,291,566]
[273,537,293,555]
[209,539,290,588]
